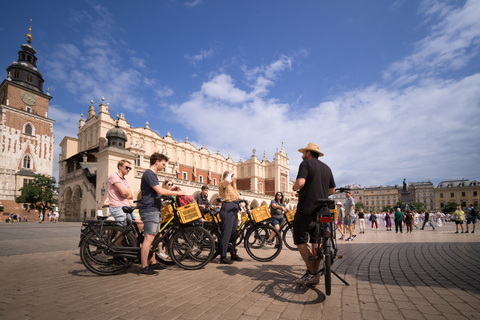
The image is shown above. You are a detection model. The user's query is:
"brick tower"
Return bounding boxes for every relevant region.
[0,22,55,221]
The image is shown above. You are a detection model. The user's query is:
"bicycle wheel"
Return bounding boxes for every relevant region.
[203,225,221,259]
[282,225,298,251]
[324,253,332,295]
[169,226,215,270]
[80,225,137,276]
[244,224,282,262]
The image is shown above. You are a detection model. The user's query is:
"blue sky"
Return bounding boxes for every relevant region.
[1,0,479,188]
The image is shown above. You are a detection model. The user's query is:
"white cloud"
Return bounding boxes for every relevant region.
[383,0,480,85]
[185,0,203,8]
[184,48,215,66]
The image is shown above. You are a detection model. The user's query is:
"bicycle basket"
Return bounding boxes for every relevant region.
[286,209,296,223]
[250,204,271,223]
[161,204,174,224]
[177,202,202,224]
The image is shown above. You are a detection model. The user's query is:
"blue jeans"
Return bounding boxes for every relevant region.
[421,219,435,230]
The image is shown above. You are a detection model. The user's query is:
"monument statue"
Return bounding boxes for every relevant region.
[403,179,407,192]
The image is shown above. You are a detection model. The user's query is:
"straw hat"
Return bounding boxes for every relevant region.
[298,142,324,157]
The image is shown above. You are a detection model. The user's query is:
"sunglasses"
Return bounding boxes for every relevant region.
[167,183,173,186]
[124,166,132,170]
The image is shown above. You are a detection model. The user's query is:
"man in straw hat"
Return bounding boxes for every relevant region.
[292,142,336,285]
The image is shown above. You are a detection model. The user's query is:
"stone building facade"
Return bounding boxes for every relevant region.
[0,26,54,221]
[435,179,480,210]
[412,181,435,211]
[58,100,295,221]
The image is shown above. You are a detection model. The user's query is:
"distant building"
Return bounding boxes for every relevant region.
[362,185,400,212]
[411,181,435,211]
[0,25,55,221]
[58,102,295,221]
[435,179,479,210]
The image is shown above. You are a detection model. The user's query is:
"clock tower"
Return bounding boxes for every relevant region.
[0,23,55,221]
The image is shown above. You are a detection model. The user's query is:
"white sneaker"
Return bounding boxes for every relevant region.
[294,271,320,285]
[159,253,169,260]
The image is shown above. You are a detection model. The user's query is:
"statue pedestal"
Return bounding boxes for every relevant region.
[401,191,413,211]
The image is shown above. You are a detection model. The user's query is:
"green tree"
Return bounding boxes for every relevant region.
[0,204,4,213]
[16,174,57,221]
[394,200,402,210]
[443,202,458,214]
[355,201,365,212]
[382,205,393,213]
[412,202,425,213]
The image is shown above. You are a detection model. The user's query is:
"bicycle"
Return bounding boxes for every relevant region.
[310,188,350,295]
[203,199,282,262]
[79,198,215,275]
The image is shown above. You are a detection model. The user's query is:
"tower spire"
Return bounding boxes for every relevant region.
[26,19,33,45]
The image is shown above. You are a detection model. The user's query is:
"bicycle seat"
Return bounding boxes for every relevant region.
[315,199,335,209]
[122,206,135,214]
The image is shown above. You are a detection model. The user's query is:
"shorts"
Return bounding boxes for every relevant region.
[454,220,463,225]
[344,215,354,226]
[140,211,161,234]
[109,206,127,225]
[466,216,477,224]
[337,220,343,225]
[292,213,318,245]
[270,216,284,227]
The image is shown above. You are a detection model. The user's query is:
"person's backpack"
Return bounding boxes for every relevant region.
[370,214,376,221]
[470,207,478,218]
[177,195,194,207]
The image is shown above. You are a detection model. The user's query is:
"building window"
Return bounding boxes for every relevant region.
[199,176,203,183]
[259,182,263,193]
[27,74,33,82]
[23,155,31,169]
[26,106,32,113]
[24,124,33,135]
[23,179,30,186]
[440,193,444,198]
[135,155,141,167]
[461,191,466,197]
[213,178,217,186]
[450,192,454,198]
[182,172,187,180]
[14,70,20,78]
[474,191,478,197]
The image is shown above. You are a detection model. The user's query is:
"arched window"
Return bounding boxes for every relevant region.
[27,74,33,82]
[24,124,33,135]
[23,155,31,169]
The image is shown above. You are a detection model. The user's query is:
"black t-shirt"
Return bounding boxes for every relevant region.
[358,212,364,219]
[296,158,335,215]
[139,169,162,213]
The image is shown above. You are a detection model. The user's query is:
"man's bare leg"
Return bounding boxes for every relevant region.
[297,243,320,274]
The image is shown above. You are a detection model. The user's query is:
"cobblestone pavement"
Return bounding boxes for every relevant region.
[0,221,479,320]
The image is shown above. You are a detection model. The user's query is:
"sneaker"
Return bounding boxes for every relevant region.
[455,231,459,234]
[352,234,357,238]
[231,255,243,262]
[339,236,345,240]
[149,263,166,270]
[158,253,169,260]
[138,266,159,276]
[346,237,353,241]
[266,239,274,245]
[294,271,320,285]
[472,231,475,234]
[220,257,233,264]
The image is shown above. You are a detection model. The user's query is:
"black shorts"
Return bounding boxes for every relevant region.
[292,213,318,245]
[455,220,463,225]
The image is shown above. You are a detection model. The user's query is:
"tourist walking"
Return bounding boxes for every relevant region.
[420,209,435,230]
[358,208,366,233]
[453,206,465,233]
[385,210,392,231]
[466,204,477,234]
[370,212,378,230]
[394,208,403,233]
[336,202,345,239]
[404,210,414,233]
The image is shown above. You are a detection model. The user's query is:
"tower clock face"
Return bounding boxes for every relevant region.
[21,91,37,106]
